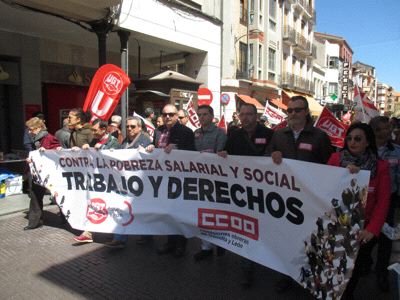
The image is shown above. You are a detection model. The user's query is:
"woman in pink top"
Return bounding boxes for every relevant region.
[328,122,390,299]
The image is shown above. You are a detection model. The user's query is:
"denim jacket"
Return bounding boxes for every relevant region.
[378,140,400,195]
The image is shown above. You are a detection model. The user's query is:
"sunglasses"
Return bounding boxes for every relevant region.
[287,107,306,113]
[162,113,176,117]
[178,116,186,119]
[127,125,137,129]
[345,135,363,143]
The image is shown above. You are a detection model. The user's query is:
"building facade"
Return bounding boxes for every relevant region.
[0,0,222,153]
[352,61,377,104]
[313,32,353,111]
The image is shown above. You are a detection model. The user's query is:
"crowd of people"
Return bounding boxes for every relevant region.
[22,96,399,299]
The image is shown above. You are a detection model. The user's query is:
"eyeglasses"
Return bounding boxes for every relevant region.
[162,112,176,117]
[127,125,137,129]
[287,107,306,114]
[345,135,363,143]
[178,116,186,119]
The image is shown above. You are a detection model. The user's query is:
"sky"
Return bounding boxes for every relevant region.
[316,0,400,91]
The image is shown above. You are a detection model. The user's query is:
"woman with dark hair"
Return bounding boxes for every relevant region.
[25,117,60,230]
[327,123,391,299]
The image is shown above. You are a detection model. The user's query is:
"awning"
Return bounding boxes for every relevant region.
[270,98,287,110]
[282,91,323,117]
[237,94,264,112]
[134,90,170,97]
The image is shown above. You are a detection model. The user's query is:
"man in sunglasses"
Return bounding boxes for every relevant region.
[266,96,333,293]
[153,104,195,257]
[267,96,333,164]
[177,109,190,127]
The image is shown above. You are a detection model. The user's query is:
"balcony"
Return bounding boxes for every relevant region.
[294,0,315,19]
[240,8,248,26]
[293,32,312,56]
[282,26,296,45]
[281,72,314,94]
[236,69,249,80]
[281,72,294,89]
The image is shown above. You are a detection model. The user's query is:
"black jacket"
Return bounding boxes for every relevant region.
[266,120,333,164]
[153,122,195,151]
[225,124,273,156]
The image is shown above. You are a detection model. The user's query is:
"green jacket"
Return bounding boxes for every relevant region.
[69,123,93,148]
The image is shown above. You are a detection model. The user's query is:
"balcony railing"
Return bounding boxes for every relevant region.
[294,32,311,54]
[236,69,249,80]
[282,26,296,44]
[281,72,313,94]
[295,0,315,18]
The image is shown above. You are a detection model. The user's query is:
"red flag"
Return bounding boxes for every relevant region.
[83,64,131,122]
[272,120,287,131]
[218,114,227,132]
[315,107,349,148]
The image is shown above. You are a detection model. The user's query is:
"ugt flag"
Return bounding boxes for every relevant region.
[315,107,349,148]
[83,64,130,122]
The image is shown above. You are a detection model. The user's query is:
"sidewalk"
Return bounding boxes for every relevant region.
[0,192,51,216]
[0,206,393,300]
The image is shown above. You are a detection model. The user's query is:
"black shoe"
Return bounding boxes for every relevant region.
[136,235,153,245]
[24,224,43,230]
[241,270,254,289]
[193,249,213,261]
[274,278,293,293]
[157,243,175,255]
[174,246,186,258]
[377,274,389,292]
[216,246,226,256]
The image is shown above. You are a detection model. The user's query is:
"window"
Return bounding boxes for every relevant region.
[268,72,275,81]
[268,48,276,71]
[240,0,247,25]
[239,42,248,75]
[328,83,338,95]
[269,19,276,31]
[269,0,276,19]
[249,44,254,68]
[328,56,339,69]
[258,44,262,68]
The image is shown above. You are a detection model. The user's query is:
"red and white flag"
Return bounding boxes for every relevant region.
[133,112,155,140]
[217,114,227,132]
[263,101,287,125]
[83,64,130,122]
[353,85,379,123]
[184,97,200,131]
[315,106,349,148]
[272,120,288,131]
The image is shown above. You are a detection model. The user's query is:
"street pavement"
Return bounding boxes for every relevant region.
[0,200,396,300]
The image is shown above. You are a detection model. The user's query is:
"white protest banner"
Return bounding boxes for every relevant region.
[30,149,370,299]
